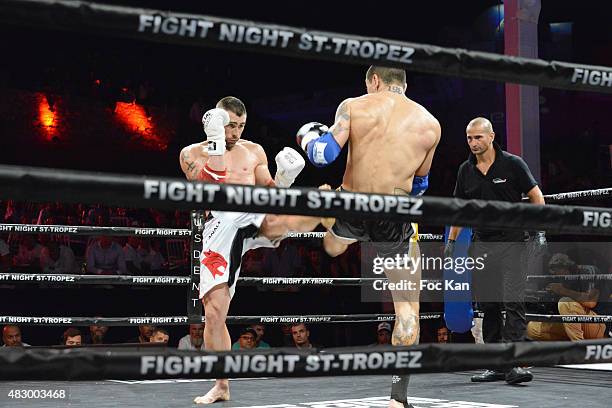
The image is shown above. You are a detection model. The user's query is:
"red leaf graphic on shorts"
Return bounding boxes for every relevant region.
[201,250,228,278]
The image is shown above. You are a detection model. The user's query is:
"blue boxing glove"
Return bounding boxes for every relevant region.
[296,122,342,168]
[410,174,429,196]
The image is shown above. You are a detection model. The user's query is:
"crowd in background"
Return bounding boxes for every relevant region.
[1,320,473,350]
[1,198,610,348]
[0,5,611,351]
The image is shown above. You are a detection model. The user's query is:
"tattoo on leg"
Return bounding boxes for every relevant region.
[392,315,419,345]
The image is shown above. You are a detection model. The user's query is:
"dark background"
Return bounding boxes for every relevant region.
[0,0,611,347]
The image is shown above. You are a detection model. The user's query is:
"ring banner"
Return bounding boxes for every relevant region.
[1,0,612,93]
[0,313,605,326]
[0,340,610,380]
[0,313,439,326]
[535,188,612,203]
[0,273,425,287]
[527,274,612,282]
[0,223,191,237]
[0,223,443,240]
[0,273,191,285]
[0,165,610,235]
[525,314,612,324]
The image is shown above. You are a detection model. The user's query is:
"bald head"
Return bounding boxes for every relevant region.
[466,117,494,134]
[465,117,495,157]
[2,325,23,347]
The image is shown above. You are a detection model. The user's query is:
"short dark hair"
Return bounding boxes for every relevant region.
[216,96,246,117]
[152,328,169,337]
[240,327,257,338]
[63,327,81,342]
[290,323,308,331]
[366,66,406,85]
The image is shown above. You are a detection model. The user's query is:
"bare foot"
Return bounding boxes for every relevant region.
[193,383,230,405]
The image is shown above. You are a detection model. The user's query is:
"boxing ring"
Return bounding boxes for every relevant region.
[0,1,612,407]
[0,170,610,408]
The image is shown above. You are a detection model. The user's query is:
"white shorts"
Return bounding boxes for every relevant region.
[198,211,281,299]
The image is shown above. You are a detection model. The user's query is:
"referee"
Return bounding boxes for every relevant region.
[445,117,546,384]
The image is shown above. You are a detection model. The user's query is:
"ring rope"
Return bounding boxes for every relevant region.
[0,339,609,381]
[1,312,608,326]
[4,187,609,238]
[1,0,612,94]
[1,1,610,384]
[1,165,610,235]
[0,273,435,287]
[0,223,442,242]
[527,274,612,282]
[3,272,610,285]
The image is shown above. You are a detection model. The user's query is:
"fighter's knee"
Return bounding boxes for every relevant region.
[204,309,225,328]
[203,300,228,326]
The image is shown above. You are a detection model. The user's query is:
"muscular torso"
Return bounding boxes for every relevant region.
[342,93,439,195]
[180,140,266,185]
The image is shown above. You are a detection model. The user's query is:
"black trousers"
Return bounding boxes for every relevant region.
[470,240,527,343]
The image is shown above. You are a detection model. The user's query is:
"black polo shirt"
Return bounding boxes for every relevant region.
[453,142,538,241]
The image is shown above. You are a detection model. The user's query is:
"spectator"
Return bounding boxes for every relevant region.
[304,248,327,278]
[151,211,167,228]
[84,204,109,226]
[40,240,79,274]
[36,202,64,225]
[178,324,205,350]
[331,246,360,278]
[128,325,156,343]
[3,200,23,223]
[250,324,271,348]
[242,249,265,276]
[527,253,608,341]
[171,210,189,229]
[0,237,10,272]
[149,328,170,344]
[437,326,449,343]
[86,236,127,275]
[63,327,82,346]
[232,327,257,350]
[123,236,142,275]
[280,324,294,346]
[373,322,392,346]
[291,323,314,349]
[85,323,109,345]
[2,325,29,347]
[13,235,43,272]
[262,241,303,278]
[138,239,165,275]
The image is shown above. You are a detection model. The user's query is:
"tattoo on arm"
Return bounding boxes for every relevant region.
[330,100,350,139]
[181,150,200,178]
